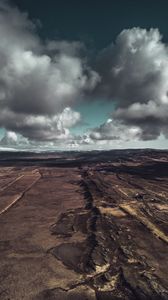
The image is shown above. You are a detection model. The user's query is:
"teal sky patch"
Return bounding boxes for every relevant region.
[0,128,4,140]
[71,99,115,135]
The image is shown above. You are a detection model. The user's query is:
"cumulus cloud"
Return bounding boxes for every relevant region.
[0,107,81,142]
[89,119,141,141]
[0,1,99,143]
[1,1,168,149]
[0,130,29,146]
[0,131,18,145]
[96,28,168,141]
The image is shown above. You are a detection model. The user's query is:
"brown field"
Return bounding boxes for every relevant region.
[0,150,168,299]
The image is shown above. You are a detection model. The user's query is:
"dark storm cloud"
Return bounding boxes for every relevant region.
[0,1,99,143]
[92,28,168,141]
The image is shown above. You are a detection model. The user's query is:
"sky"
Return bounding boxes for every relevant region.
[0,0,168,150]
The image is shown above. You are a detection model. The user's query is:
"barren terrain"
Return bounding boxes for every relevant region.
[0,149,168,299]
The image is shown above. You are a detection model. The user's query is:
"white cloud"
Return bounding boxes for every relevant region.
[89,119,141,141]
[0,107,81,142]
[1,2,168,149]
[0,1,99,143]
[96,28,168,141]
[0,130,29,146]
[1,131,18,144]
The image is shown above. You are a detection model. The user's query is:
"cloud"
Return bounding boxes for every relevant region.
[113,101,168,140]
[0,131,18,145]
[0,107,82,150]
[0,1,168,149]
[95,28,168,141]
[0,1,99,142]
[0,107,81,141]
[89,118,141,141]
[0,130,29,146]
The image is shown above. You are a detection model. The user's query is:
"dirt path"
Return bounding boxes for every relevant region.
[0,167,86,300]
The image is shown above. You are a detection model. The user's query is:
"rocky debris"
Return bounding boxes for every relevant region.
[34,285,96,300]
[49,163,168,299]
[0,151,168,299]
